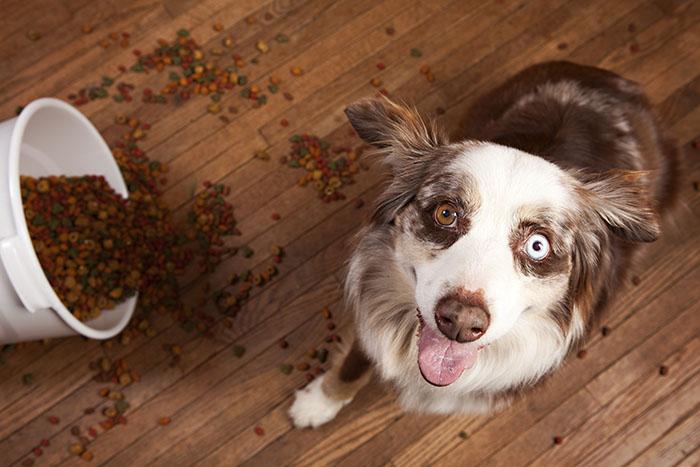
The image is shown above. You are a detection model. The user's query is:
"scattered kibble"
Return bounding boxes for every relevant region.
[234,345,246,358]
[82,25,93,34]
[254,426,264,435]
[27,30,42,41]
[601,326,610,336]
[48,416,60,424]
[458,431,468,439]
[554,436,563,445]
[410,48,422,57]
[285,134,364,202]
[296,362,310,371]
[291,67,303,76]
[246,16,256,24]
[630,43,639,53]
[213,23,223,31]
[659,365,669,376]
[577,350,587,359]
[22,373,35,385]
[280,364,293,375]
[158,417,171,425]
[70,443,84,455]
[256,41,269,53]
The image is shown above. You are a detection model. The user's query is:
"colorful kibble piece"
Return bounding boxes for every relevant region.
[233,345,245,358]
[256,41,269,53]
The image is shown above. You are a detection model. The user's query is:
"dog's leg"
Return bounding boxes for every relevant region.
[288,339,372,428]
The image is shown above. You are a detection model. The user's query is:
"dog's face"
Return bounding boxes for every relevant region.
[346,98,660,387]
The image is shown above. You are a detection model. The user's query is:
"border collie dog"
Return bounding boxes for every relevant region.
[289,61,679,427]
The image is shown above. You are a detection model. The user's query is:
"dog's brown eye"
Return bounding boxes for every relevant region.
[435,203,458,227]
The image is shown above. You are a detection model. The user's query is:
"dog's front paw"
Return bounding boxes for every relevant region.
[288,376,350,428]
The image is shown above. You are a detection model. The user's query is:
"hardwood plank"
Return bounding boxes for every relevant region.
[517,337,700,467]
[582,371,700,466]
[628,407,700,467]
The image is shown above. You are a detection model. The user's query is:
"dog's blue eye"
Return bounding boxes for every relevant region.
[524,233,550,260]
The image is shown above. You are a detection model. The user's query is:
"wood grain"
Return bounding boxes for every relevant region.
[0,0,698,465]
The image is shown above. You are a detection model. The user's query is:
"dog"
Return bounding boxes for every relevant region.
[289,61,680,428]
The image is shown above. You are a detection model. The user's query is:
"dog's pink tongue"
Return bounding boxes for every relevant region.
[418,323,478,386]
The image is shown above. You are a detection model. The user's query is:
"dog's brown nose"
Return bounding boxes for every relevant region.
[434,293,490,343]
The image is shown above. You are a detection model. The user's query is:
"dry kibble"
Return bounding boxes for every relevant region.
[70,443,84,455]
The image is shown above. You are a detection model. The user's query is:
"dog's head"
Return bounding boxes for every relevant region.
[346,97,660,387]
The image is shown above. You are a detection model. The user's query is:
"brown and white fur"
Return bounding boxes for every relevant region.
[289,61,680,428]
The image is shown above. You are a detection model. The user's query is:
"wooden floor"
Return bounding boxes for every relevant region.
[1,0,699,465]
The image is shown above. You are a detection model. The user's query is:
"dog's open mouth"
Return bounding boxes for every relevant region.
[416,310,479,387]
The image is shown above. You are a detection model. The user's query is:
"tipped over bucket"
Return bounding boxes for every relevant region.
[0,98,136,344]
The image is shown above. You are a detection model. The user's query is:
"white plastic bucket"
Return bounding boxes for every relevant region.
[0,98,136,345]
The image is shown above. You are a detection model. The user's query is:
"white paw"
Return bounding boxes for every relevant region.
[288,375,350,428]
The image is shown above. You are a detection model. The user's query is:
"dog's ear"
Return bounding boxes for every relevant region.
[579,170,660,243]
[345,98,448,225]
[344,97,447,169]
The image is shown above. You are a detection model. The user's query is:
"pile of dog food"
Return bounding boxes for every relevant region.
[21,174,140,321]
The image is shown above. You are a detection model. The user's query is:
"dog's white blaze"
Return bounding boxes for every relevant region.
[393,144,578,402]
[415,144,573,343]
